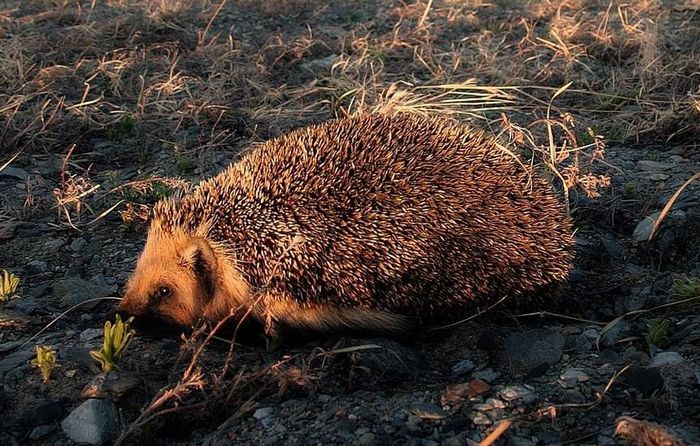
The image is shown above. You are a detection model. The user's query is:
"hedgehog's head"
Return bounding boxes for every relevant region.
[119,225,250,327]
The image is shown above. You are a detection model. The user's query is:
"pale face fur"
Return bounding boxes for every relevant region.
[118,227,250,327]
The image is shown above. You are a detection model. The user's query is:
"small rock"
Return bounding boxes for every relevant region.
[440,379,490,407]
[650,352,686,368]
[80,328,104,343]
[81,371,140,400]
[472,368,501,383]
[405,415,422,432]
[53,275,113,308]
[469,411,491,426]
[253,407,275,428]
[648,173,669,181]
[0,166,30,180]
[409,403,449,420]
[300,54,338,72]
[633,211,660,242]
[451,359,476,376]
[0,347,34,378]
[70,237,88,252]
[636,160,673,171]
[499,386,538,406]
[496,329,564,376]
[599,320,632,347]
[29,424,56,440]
[559,368,589,388]
[564,333,592,352]
[358,432,376,445]
[26,260,48,275]
[623,286,652,312]
[61,399,119,445]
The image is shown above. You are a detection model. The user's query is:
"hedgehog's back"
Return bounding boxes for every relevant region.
[183,114,574,328]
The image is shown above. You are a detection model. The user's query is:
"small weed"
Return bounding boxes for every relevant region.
[176,154,193,174]
[90,314,136,372]
[32,345,57,384]
[644,319,671,353]
[669,275,700,310]
[0,269,21,303]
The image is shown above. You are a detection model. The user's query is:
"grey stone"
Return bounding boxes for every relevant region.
[637,160,674,171]
[26,260,48,275]
[61,399,119,445]
[342,338,425,383]
[650,351,686,368]
[0,166,30,180]
[564,334,592,352]
[300,54,338,72]
[559,369,589,388]
[70,237,88,252]
[633,211,660,242]
[451,358,476,376]
[409,403,449,420]
[624,286,652,312]
[507,436,537,446]
[29,424,56,440]
[496,329,564,375]
[80,328,103,343]
[469,411,491,425]
[253,407,275,428]
[0,347,34,378]
[499,386,538,406]
[358,432,376,446]
[53,275,113,308]
[600,320,632,347]
[472,368,500,383]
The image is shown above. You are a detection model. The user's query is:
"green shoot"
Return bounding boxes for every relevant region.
[644,319,671,354]
[90,314,136,372]
[32,345,57,383]
[0,269,20,303]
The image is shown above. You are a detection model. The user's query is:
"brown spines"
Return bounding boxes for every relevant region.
[148,113,574,329]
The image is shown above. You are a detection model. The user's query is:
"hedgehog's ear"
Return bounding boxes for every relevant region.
[181,239,217,298]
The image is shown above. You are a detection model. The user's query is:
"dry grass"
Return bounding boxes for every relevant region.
[1,0,698,224]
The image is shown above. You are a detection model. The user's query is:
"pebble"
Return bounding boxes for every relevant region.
[409,403,449,420]
[451,358,476,376]
[253,407,275,428]
[405,415,422,432]
[496,329,565,376]
[21,400,66,427]
[26,260,48,275]
[358,432,376,445]
[599,320,632,347]
[81,371,141,400]
[53,275,113,308]
[80,328,104,343]
[559,369,589,388]
[499,386,538,406]
[469,411,491,426]
[29,424,56,439]
[61,399,120,445]
[472,368,500,383]
[650,351,686,368]
[70,237,88,252]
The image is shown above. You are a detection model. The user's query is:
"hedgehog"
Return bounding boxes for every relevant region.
[118,113,574,335]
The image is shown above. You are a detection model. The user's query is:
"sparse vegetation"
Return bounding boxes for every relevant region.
[644,318,671,353]
[31,345,57,384]
[90,314,136,372]
[0,269,20,303]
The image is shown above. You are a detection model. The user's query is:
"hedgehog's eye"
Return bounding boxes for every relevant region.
[157,286,172,299]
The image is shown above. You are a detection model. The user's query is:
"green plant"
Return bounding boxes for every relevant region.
[90,314,136,372]
[0,269,20,303]
[644,319,670,353]
[32,345,57,383]
[670,275,700,303]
